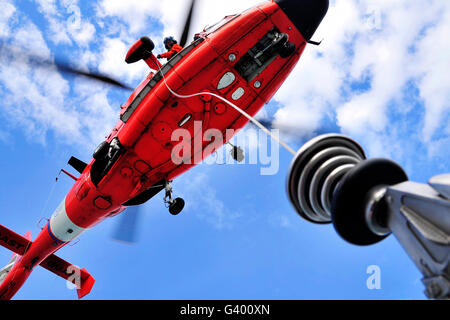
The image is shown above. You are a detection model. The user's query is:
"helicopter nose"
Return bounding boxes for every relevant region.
[275,0,329,41]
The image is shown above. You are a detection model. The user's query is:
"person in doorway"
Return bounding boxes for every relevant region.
[157,37,183,60]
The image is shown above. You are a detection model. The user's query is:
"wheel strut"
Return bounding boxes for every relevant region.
[164,181,185,216]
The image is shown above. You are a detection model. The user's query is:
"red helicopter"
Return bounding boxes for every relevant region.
[0,0,329,299]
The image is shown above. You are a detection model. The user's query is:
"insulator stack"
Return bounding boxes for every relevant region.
[287,135,366,224]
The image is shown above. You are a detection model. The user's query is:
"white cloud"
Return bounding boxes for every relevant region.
[35,0,58,15]
[414,7,450,142]
[0,20,81,144]
[337,1,437,135]
[96,0,161,34]
[0,14,117,149]
[97,37,148,83]
[71,81,118,144]
[34,0,96,47]
[179,171,241,230]
[0,0,16,37]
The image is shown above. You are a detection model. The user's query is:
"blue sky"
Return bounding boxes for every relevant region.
[0,0,449,300]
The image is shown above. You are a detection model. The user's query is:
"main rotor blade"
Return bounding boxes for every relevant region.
[112,206,141,244]
[55,59,133,90]
[0,41,132,90]
[251,118,339,141]
[179,0,197,47]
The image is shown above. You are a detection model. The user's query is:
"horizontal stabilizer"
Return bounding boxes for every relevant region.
[0,228,32,288]
[40,254,95,299]
[0,225,31,256]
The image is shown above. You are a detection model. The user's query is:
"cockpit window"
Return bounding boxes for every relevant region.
[203,14,238,34]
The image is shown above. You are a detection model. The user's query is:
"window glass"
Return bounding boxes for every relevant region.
[204,15,238,34]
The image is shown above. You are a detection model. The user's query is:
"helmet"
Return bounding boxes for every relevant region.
[163,36,177,50]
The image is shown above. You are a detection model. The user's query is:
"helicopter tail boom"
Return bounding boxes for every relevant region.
[0,224,95,299]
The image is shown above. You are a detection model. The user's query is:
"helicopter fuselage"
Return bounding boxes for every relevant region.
[0,0,329,299]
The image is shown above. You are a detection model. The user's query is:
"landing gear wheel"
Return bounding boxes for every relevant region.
[164,181,185,216]
[279,42,296,58]
[169,198,185,216]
